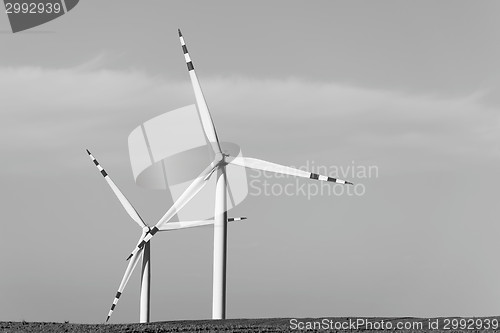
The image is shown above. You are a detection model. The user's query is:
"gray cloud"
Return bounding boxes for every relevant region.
[2,67,497,170]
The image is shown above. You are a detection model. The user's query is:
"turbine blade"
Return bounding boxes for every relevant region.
[87,150,147,229]
[106,243,144,322]
[227,217,247,222]
[158,217,247,231]
[178,29,222,153]
[229,156,353,185]
[126,161,219,260]
[158,220,214,231]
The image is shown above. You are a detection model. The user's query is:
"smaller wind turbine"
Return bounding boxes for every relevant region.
[86,150,246,323]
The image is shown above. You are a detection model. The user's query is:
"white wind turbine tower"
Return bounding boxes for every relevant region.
[86,150,246,323]
[123,29,354,320]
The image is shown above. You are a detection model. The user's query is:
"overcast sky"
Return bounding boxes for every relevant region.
[0,1,499,324]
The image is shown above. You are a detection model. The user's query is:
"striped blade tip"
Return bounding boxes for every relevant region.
[86,149,91,155]
[178,28,182,37]
[346,181,354,185]
[126,253,133,261]
[106,316,110,323]
[241,217,247,220]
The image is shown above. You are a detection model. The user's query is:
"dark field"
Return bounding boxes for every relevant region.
[1,317,499,333]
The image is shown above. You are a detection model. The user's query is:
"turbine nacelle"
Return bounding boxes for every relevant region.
[214,152,225,165]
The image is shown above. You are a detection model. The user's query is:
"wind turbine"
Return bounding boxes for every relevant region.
[86,150,246,322]
[124,29,354,320]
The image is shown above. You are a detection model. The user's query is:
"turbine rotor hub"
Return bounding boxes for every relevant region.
[214,152,225,164]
